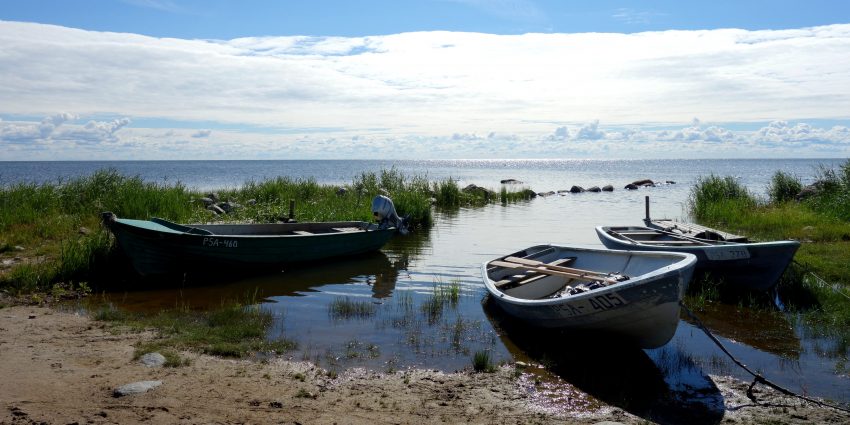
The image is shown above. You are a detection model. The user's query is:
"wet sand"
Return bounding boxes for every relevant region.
[0,305,845,424]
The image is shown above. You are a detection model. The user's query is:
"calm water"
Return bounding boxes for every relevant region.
[6,159,848,420]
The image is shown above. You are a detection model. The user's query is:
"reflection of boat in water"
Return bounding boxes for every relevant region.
[681,302,801,359]
[109,251,402,311]
[483,299,724,425]
[482,244,696,349]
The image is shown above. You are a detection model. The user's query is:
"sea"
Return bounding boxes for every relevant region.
[2,158,848,418]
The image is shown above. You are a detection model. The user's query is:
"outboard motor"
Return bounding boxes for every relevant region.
[371,195,409,235]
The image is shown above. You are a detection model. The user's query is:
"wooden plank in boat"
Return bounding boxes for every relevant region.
[649,219,747,242]
[491,260,617,284]
[332,227,361,232]
[633,240,700,245]
[617,231,664,236]
[292,230,314,235]
[494,257,575,288]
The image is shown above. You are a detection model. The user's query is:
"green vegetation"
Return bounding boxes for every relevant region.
[0,168,532,295]
[94,299,295,359]
[420,279,461,324]
[687,159,850,333]
[767,171,802,205]
[472,350,497,373]
[328,297,377,320]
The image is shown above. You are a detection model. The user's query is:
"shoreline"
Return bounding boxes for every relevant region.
[1,305,845,424]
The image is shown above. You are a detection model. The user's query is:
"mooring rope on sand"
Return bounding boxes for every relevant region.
[679,302,850,415]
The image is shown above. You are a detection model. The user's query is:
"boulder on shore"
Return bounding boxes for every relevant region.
[569,186,585,193]
[463,184,494,199]
[624,184,639,190]
[602,185,614,192]
[587,186,601,193]
[500,179,523,184]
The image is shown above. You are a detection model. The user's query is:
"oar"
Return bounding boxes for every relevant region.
[490,260,618,284]
[504,256,622,279]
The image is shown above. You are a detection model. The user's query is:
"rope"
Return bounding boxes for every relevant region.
[792,260,850,301]
[679,301,850,414]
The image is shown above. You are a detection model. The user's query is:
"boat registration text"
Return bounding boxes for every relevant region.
[202,237,238,248]
[548,293,628,316]
[705,247,749,261]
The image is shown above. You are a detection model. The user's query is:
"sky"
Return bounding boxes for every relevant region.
[1,0,850,160]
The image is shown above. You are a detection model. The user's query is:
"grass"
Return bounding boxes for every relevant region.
[93,299,296,359]
[328,297,377,320]
[472,350,497,373]
[687,159,850,332]
[0,168,531,295]
[420,279,461,324]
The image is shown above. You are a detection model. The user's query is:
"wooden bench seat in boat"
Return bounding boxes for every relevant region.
[332,227,361,232]
[495,257,575,288]
[632,240,701,245]
[292,230,314,235]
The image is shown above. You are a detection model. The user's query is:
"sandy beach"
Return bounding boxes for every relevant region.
[1,305,846,425]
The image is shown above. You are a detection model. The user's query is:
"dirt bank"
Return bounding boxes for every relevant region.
[0,305,845,424]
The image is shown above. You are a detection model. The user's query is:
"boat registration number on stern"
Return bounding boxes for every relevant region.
[705,246,750,261]
[202,237,238,248]
[548,293,628,316]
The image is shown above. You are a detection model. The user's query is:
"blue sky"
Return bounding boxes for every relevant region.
[1,1,850,159]
[4,0,850,38]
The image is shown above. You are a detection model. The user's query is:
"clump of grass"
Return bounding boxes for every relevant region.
[688,174,756,223]
[420,279,461,324]
[94,300,296,358]
[767,171,802,204]
[472,350,497,373]
[434,178,461,206]
[329,297,377,320]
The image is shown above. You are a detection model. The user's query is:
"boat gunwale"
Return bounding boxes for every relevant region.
[596,226,801,250]
[110,218,394,239]
[481,244,696,307]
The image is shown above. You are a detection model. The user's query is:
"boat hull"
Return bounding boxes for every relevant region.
[596,226,799,291]
[482,245,696,349]
[106,218,396,276]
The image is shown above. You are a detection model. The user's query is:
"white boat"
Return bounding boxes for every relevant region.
[482,245,696,349]
[596,225,800,291]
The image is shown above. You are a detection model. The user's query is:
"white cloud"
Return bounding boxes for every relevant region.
[574,120,605,140]
[1,21,850,159]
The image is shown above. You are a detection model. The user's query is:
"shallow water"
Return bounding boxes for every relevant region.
[20,158,846,416]
[109,186,850,414]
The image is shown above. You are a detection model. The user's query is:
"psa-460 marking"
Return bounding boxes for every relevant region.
[202,237,238,248]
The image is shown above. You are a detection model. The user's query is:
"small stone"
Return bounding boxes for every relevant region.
[207,205,225,215]
[78,226,91,235]
[139,352,167,368]
[198,197,215,207]
[113,380,162,397]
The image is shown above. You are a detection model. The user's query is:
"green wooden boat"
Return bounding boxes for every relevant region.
[103,196,406,276]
